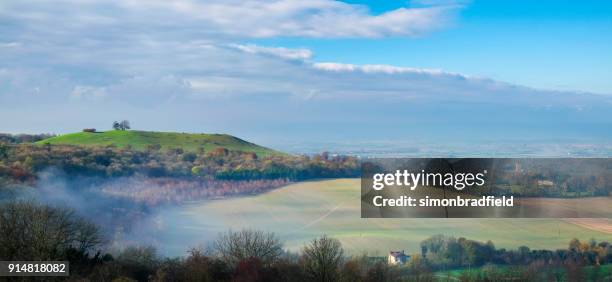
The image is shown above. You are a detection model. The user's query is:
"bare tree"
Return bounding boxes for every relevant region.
[0,201,104,260]
[114,245,159,281]
[213,229,283,267]
[301,235,344,282]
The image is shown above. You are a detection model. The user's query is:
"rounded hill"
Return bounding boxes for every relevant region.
[36,130,280,157]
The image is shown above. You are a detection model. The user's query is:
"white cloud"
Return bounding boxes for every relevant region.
[71,86,107,100]
[229,44,313,60]
[0,42,21,48]
[0,0,610,146]
[312,62,465,77]
[0,0,458,40]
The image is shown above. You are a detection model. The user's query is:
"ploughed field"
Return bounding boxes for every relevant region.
[153,179,611,256]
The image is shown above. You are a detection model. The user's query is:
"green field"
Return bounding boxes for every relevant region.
[435,264,612,281]
[154,179,611,256]
[36,130,280,156]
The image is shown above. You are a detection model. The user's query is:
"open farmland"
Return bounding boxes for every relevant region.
[153,179,611,256]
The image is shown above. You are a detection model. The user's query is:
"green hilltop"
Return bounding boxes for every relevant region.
[36,130,281,157]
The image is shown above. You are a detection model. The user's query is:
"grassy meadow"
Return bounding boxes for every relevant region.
[435,264,612,281]
[36,130,280,156]
[153,179,611,256]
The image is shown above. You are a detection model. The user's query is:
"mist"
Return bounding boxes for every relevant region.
[9,169,203,256]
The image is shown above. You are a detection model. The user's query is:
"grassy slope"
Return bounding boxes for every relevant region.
[36,130,280,157]
[157,179,611,256]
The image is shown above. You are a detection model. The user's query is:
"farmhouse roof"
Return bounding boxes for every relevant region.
[389,251,406,258]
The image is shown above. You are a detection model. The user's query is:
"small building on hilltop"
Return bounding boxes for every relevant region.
[83,128,96,133]
[388,250,409,265]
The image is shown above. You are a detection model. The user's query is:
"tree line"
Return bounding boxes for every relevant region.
[1,201,610,281]
[0,133,55,144]
[0,142,360,186]
[419,234,611,270]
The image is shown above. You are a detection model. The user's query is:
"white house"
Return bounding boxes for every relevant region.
[388,250,409,265]
[537,180,554,187]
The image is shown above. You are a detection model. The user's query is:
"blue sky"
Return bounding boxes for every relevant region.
[258,0,612,94]
[1,0,611,152]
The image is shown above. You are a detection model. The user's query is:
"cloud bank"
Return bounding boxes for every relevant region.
[0,0,611,151]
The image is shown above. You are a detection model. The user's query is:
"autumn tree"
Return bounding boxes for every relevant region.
[0,142,7,158]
